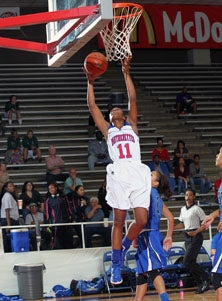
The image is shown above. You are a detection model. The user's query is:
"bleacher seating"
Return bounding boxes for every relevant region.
[0,63,220,242]
[129,63,221,183]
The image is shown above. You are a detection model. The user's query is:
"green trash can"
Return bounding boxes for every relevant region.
[13,263,45,300]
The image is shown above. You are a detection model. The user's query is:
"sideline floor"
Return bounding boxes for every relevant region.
[43,287,215,301]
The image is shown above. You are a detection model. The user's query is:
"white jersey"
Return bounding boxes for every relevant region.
[105,122,151,210]
[107,122,141,163]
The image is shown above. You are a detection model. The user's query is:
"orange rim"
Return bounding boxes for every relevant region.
[112,2,143,19]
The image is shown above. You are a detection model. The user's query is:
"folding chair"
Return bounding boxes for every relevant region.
[163,246,190,288]
[197,246,212,275]
[165,246,186,264]
[102,250,134,294]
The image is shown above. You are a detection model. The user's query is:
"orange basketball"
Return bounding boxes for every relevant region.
[84,52,108,77]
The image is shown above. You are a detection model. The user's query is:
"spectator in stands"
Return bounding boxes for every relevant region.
[0,181,20,252]
[97,179,112,218]
[25,202,45,251]
[152,137,172,171]
[174,157,190,194]
[67,185,89,221]
[84,196,111,248]
[88,113,96,137]
[88,130,112,170]
[66,185,89,248]
[174,189,210,294]
[173,139,191,167]
[44,182,73,249]
[20,181,44,218]
[63,167,83,195]
[5,128,23,165]
[22,129,42,163]
[45,145,68,185]
[104,103,113,122]
[0,162,9,194]
[149,154,175,196]
[189,154,212,194]
[176,87,197,117]
[5,95,22,125]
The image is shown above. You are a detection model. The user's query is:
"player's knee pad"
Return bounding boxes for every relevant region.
[147,269,161,283]
[136,273,148,286]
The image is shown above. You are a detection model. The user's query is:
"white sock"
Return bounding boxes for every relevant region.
[18,119,22,125]
[8,119,12,125]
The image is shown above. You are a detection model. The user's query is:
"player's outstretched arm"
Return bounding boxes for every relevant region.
[122,56,138,134]
[202,209,220,228]
[162,203,174,250]
[84,67,109,139]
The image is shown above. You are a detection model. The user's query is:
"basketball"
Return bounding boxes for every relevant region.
[84,52,108,77]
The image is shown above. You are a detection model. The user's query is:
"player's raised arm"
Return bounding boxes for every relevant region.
[216,146,222,167]
[122,57,138,134]
[84,69,109,139]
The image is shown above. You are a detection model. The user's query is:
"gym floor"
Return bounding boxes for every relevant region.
[50,287,216,301]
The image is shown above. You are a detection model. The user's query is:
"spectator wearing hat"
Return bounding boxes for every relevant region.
[25,203,51,250]
[149,154,175,196]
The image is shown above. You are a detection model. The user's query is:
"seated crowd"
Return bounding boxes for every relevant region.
[0,177,114,253]
[149,138,213,197]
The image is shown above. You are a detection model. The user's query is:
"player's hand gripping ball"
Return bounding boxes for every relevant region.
[84,52,108,77]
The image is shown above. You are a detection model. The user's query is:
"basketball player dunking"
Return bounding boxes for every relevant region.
[84,56,151,284]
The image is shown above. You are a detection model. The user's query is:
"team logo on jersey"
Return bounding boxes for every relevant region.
[111,134,135,146]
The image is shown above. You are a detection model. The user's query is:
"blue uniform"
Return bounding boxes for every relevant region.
[212,232,222,274]
[212,183,222,274]
[136,187,167,274]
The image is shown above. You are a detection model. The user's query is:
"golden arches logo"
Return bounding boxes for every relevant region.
[113,6,157,45]
[129,10,157,45]
[140,10,157,45]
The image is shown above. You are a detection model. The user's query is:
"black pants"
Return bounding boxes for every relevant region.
[84,226,111,248]
[184,232,209,285]
[46,172,68,185]
[29,229,53,251]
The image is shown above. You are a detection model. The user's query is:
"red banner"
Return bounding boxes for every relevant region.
[99,5,222,49]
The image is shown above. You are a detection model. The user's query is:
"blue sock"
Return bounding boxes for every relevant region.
[122,236,132,252]
[112,249,121,264]
[160,292,169,301]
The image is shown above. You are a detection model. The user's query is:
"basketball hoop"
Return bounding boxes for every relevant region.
[100,2,143,61]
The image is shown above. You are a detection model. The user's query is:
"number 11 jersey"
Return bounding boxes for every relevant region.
[107,122,141,163]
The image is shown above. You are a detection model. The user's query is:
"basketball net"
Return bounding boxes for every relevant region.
[100,3,143,61]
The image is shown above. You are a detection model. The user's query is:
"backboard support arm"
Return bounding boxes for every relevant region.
[0,5,99,54]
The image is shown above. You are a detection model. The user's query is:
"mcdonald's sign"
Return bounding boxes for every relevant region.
[98,5,222,49]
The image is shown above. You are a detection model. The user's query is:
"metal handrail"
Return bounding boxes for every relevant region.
[0,217,215,252]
